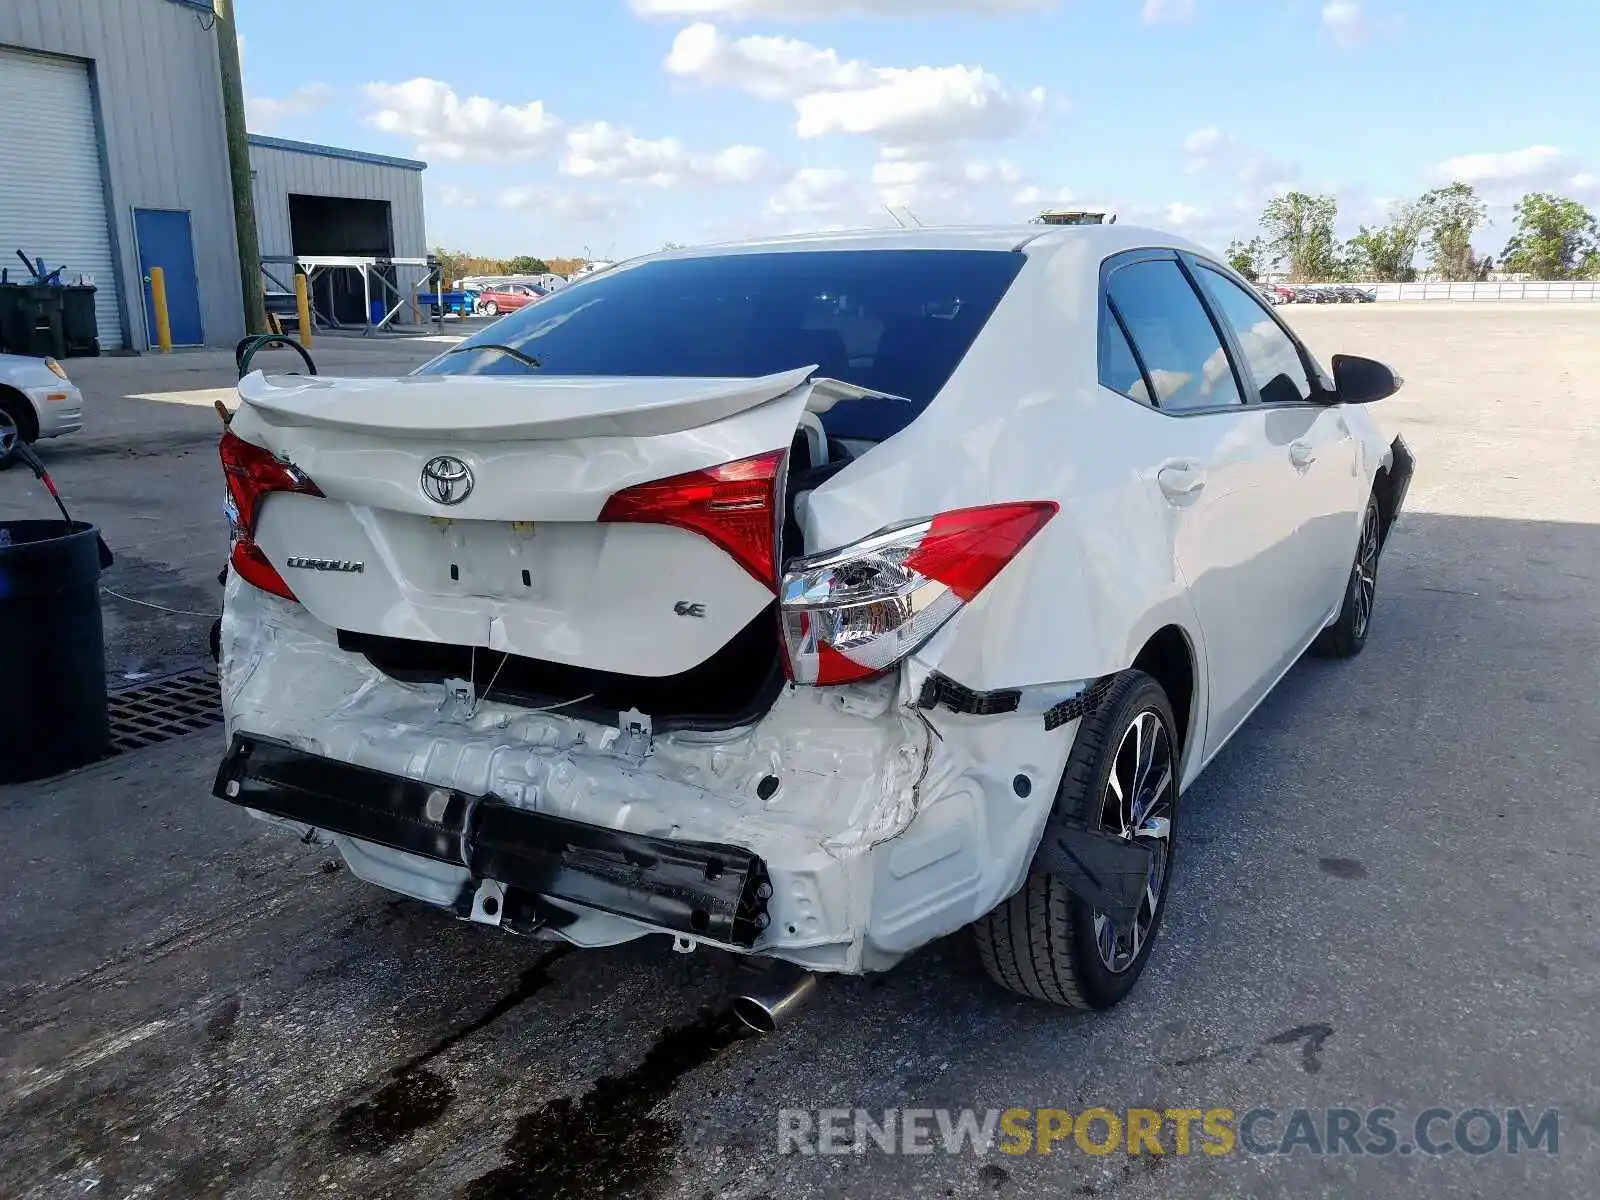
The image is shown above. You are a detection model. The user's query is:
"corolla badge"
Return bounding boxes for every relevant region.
[420,456,474,505]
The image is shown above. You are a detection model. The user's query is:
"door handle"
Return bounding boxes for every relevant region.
[1157,462,1207,500]
[1289,441,1317,468]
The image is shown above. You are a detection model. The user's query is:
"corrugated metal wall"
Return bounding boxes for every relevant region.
[0,0,242,351]
[0,47,125,347]
[250,143,428,260]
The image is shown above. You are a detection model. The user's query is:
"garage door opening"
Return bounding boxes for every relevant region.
[289,195,395,326]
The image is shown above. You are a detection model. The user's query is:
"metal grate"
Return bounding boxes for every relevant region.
[107,669,223,755]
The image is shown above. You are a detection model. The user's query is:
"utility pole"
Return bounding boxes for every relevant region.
[212,0,267,334]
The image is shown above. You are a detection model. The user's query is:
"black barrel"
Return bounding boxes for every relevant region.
[0,520,113,783]
[61,285,100,357]
[0,284,66,358]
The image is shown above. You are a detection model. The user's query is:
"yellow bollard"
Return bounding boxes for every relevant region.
[148,266,173,352]
[294,272,313,347]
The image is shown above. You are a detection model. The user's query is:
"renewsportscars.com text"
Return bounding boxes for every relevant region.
[778,1107,1560,1158]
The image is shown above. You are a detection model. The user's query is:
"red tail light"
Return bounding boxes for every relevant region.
[780,501,1058,685]
[220,430,323,600]
[598,449,786,589]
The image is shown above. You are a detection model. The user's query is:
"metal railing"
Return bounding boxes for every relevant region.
[1367,280,1600,302]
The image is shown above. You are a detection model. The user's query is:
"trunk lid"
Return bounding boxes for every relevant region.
[228,368,815,687]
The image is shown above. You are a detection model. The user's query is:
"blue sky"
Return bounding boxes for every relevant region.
[238,0,1600,260]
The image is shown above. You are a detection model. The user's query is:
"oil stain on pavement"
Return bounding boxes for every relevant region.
[459,1009,750,1200]
[330,944,574,1154]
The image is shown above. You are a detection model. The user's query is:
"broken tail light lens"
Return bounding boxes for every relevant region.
[598,449,787,589]
[219,429,323,600]
[780,502,1058,686]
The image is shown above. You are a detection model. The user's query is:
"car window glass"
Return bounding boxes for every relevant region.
[1105,259,1242,412]
[418,250,1025,443]
[1197,267,1315,405]
[1098,300,1148,405]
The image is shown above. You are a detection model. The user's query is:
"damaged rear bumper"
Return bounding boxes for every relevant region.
[214,733,773,946]
[216,579,1083,974]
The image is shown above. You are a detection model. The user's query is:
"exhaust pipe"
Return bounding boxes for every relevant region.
[730,964,819,1034]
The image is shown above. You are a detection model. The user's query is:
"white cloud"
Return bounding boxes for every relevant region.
[667,23,869,99]
[500,187,632,225]
[763,153,1031,227]
[561,121,776,186]
[1434,145,1567,187]
[1183,126,1298,190]
[1141,0,1196,25]
[765,167,863,219]
[668,24,1044,146]
[363,78,561,161]
[1321,2,1371,46]
[1012,184,1081,208]
[432,184,484,209]
[634,0,1055,17]
[1431,145,1600,204]
[871,154,1023,210]
[796,65,1043,144]
[247,83,334,132]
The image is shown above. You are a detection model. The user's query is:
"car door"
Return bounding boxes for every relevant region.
[1189,259,1363,631]
[1100,251,1309,757]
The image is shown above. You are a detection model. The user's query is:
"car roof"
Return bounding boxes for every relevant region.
[645,224,1218,261]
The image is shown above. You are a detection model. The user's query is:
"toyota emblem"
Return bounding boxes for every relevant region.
[420,456,474,505]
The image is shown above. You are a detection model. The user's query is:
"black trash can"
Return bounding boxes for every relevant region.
[61,285,100,357]
[0,284,66,359]
[0,520,113,783]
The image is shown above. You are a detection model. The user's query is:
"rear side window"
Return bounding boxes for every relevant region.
[418,250,1025,442]
[1103,258,1242,412]
[1195,266,1316,405]
[1098,300,1148,405]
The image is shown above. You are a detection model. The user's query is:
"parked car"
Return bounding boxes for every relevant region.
[1269,285,1296,305]
[475,283,545,317]
[0,353,82,469]
[213,226,1413,1022]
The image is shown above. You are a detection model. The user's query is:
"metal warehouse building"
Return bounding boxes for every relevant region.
[249,135,429,332]
[0,0,428,353]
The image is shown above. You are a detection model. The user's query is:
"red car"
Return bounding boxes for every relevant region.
[474,283,544,317]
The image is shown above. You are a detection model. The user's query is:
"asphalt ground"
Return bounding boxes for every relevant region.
[2,305,1598,1199]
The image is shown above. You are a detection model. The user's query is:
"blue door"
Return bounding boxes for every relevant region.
[134,208,204,347]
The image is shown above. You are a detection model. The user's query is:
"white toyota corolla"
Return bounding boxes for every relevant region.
[212,225,1413,1021]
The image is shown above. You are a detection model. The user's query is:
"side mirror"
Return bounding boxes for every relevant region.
[1332,354,1403,404]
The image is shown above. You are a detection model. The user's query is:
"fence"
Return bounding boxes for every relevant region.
[1367,280,1600,302]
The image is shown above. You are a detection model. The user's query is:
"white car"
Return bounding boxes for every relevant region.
[0,353,83,467]
[212,226,1413,1021]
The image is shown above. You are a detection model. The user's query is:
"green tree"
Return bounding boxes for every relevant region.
[1259,192,1341,281]
[1225,236,1270,281]
[1417,183,1490,281]
[1499,192,1600,279]
[1345,200,1427,281]
[506,256,551,275]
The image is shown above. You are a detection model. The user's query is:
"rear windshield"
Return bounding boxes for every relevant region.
[415,249,1024,441]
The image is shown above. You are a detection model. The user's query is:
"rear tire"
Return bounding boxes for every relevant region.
[972,670,1179,1010]
[480,301,499,317]
[1310,493,1382,659]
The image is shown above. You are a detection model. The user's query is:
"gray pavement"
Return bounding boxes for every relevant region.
[2,306,1599,1199]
